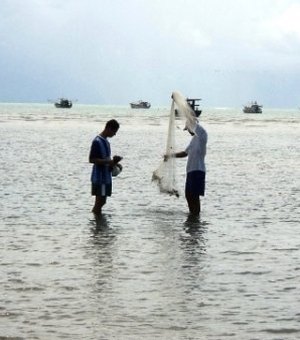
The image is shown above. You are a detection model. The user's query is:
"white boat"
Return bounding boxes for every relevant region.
[130,100,151,109]
[243,101,262,114]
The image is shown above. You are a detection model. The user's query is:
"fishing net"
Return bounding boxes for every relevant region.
[171,91,198,132]
[152,91,197,197]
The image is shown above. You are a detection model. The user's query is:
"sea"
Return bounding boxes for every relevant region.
[0,103,299,340]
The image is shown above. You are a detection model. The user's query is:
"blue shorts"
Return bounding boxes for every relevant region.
[91,183,112,197]
[185,171,206,197]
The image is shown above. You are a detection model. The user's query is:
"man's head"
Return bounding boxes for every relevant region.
[104,119,120,137]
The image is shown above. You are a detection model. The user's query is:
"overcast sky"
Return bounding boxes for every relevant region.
[1,0,300,107]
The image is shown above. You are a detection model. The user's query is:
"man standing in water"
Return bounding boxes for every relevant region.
[89,119,122,216]
[166,120,207,215]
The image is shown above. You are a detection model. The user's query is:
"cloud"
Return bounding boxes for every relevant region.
[245,2,300,71]
[259,3,300,46]
[1,0,300,106]
[176,21,211,48]
[271,3,300,36]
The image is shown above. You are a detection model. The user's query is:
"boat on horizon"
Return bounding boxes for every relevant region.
[130,100,151,109]
[243,101,262,114]
[54,98,73,109]
[175,98,202,117]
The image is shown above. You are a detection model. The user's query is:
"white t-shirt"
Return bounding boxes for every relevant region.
[185,123,207,173]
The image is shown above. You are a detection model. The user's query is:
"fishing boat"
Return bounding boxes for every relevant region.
[175,98,202,117]
[54,98,73,109]
[243,101,262,114]
[130,100,151,109]
[186,98,202,117]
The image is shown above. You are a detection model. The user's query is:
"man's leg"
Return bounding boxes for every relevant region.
[185,171,205,216]
[92,196,107,216]
[185,192,200,215]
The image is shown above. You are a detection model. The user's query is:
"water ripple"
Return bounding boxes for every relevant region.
[1,108,299,339]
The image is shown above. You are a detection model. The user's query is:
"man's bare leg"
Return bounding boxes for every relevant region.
[92,196,106,216]
[185,192,200,216]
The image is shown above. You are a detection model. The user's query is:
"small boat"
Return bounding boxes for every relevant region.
[130,100,151,109]
[243,101,262,114]
[54,98,73,109]
[186,98,202,117]
[175,98,202,117]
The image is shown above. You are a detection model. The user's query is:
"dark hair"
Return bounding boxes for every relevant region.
[105,119,120,130]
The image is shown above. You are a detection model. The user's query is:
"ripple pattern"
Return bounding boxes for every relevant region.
[0,106,299,339]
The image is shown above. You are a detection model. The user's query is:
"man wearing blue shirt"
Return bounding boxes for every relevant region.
[89,119,122,216]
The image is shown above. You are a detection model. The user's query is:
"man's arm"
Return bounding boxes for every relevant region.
[164,151,187,161]
[89,155,122,166]
[174,151,188,158]
[89,157,114,166]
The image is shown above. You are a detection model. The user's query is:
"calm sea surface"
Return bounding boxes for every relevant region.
[0,103,299,339]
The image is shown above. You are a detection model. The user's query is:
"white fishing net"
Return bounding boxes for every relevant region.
[152,91,197,197]
[171,91,198,133]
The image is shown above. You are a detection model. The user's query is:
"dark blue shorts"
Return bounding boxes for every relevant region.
[91,183,112,197]
[185,171,206,197]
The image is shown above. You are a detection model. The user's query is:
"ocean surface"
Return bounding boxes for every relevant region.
[0,103,299,340]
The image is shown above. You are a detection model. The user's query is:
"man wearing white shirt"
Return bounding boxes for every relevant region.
[167,121,207,215]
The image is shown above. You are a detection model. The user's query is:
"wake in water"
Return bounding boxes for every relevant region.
[152,91,197,197]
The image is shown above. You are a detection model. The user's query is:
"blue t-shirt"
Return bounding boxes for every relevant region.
[89,135,112,185]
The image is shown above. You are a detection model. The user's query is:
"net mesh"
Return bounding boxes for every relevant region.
[172,91,197,133]
[152,91,197,197]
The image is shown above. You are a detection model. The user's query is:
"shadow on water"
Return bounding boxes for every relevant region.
[181,214,209,254]
[87,214,117,290]
[148,208,209,257]
[88,214,117,248]
[89,214,110,234]
[183,214,209,233]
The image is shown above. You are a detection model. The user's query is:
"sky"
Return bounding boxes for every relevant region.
[1,0,300,107]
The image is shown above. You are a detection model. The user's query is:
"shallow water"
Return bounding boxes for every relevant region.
[1,104,299,339]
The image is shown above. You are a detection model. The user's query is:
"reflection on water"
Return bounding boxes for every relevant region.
[1,106,299,339]
[90,213,110,232]
[182,214,207,253]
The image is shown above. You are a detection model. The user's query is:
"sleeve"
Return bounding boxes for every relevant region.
[89,139,102,160]
[195,124,208,142]
[185,141,191,154]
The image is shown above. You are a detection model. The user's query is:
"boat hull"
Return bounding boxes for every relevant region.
[55,103,72,108]
[130,101,151,109]
[130,104,150,109]
[175,109,201,117]
[243,108,262,114]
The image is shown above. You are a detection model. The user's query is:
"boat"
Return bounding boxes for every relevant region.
[243,101,262,114]
[130,100,151,109]
[186,98,202,117]
[54,98,73,108]
[175,98,202,117]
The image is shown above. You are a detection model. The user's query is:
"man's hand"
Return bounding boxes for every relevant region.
[113,155,123,164]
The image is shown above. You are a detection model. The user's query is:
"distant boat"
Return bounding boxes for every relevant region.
[186,98,202,117]
[130,100,151,109]
[175,98,202,117]
[243,101,262,114]
[54,98,73,109]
